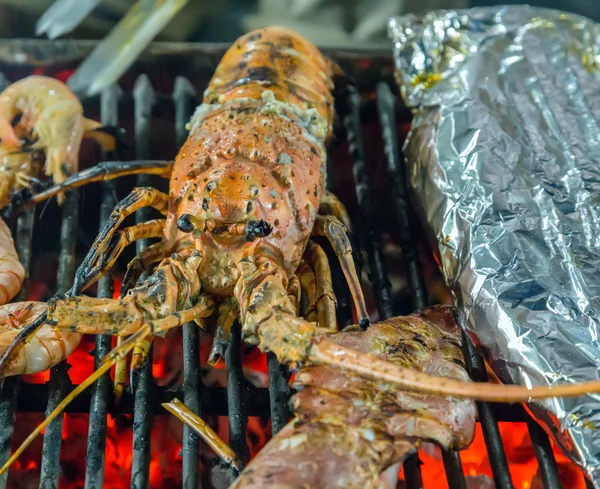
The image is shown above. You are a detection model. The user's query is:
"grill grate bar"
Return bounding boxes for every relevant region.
[375,83,427,310]
[441,450,468,489]
[0,73,18,489]
[84,84,120,489]
[173,76,203,489]
[0,375,18,489]
[225,322,249,474]
[38,189,79,489]
[131,74,156,489]
[462,331,515,489]
[526,413,562,489]
[345,85,426,489]
[375,82,468,489]
[266,353,289,435]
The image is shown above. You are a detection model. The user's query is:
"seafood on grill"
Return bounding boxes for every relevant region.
[195,305,475,489]
[0,75,117,204]
[0,301,80,376]
[3,25,600,476]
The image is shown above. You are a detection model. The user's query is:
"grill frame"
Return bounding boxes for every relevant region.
[0,39,578,489]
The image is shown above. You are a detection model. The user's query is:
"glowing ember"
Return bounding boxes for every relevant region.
[408,423,586,489]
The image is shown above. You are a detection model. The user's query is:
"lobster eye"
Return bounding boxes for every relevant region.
[177,214,194,233]
[202,197,209,211]
[246,201,254,213]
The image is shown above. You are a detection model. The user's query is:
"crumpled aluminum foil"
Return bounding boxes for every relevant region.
[388,6,600,485]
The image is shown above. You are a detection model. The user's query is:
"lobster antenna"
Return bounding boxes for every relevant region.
[312,338,600,402]
[0,324,152,477]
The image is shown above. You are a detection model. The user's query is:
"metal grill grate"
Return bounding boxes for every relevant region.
[0,50,583,489]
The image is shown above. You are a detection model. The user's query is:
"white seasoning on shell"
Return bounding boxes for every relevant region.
[362,429,376,441]
[277,153,293,165]
[287,433,307,448]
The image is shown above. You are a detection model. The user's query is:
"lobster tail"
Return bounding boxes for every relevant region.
[203,26,336,137]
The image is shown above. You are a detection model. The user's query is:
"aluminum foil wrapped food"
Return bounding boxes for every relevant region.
[388,6,600,486]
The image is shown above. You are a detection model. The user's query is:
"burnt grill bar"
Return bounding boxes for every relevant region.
[526,414,562,489]
[174,76,204,489]
[462,333,515,489]
[131,74,156,489]
[225,322,249,472]
[375,83,427,311]
[267,352,289,435]
[84,84,120,489]
[39,189,79,489]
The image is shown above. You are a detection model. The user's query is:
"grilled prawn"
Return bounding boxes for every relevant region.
[0,75,116,204]
[0,301,80,376]
[3,26,600,475]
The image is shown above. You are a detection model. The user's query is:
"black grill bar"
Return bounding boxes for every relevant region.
[375,83,427,310]
[462,332,515,489]
[225,322,249,472]
[441,450,468,489]
[266,353,289,435]
[173,76,203,489]
[84,84,120,489]
[375,82,467,489]
[526,413,562,489]
[0,374,18,489]
[345,85,426,489]
[131,74,156,489]
[38,189,79,489]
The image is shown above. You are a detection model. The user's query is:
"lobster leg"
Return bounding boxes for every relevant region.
[4,160,173,217]
[319,190,352,231]
[81,219,166,291]
[72,187,169,293]
[0,297,215,477]
[296,261,317,321]
[121,240,172,291]
[287,273,301,316]
[302,241,337,332]
[208,298,240,366]
[131,335,155,371]
[236,247,325,367]
[312,214,369,328]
